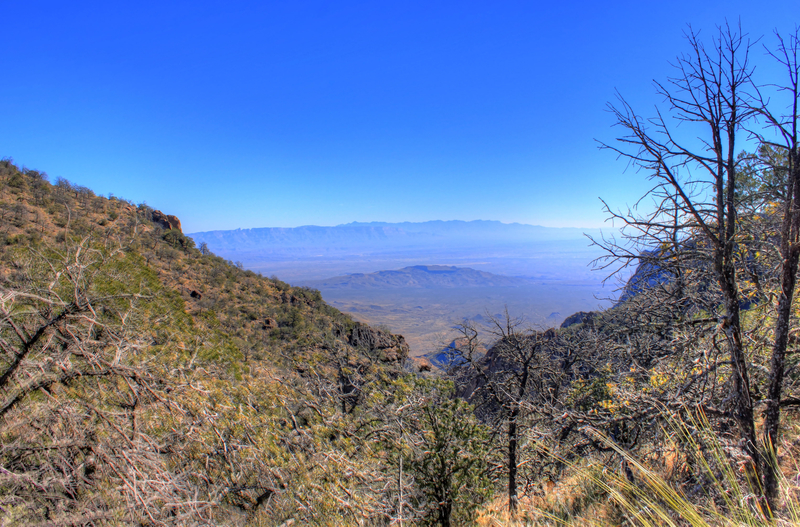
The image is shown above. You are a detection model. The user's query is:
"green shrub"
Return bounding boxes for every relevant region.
[162,230,196,252]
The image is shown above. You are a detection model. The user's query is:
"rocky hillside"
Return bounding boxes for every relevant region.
[5,158,799,527]
[3,159,496,526]
[0,161,409,369]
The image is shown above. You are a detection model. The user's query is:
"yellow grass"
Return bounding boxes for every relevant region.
[477,411,800,526]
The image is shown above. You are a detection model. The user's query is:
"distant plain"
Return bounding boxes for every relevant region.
[189,221,620,354]
[319,280,607,355]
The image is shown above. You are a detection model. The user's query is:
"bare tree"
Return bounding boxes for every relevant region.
[597,22,766,500]
[598,22,800,516]
[0,240,218,525]
[748,27,800,507]
[451,312,571,514]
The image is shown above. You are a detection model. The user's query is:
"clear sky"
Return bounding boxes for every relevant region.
[2,1,796,232]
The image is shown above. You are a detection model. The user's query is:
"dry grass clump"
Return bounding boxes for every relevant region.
[477,411,800,526]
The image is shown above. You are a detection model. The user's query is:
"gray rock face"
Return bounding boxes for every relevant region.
[347,322,409,365]
[560,311,597,328]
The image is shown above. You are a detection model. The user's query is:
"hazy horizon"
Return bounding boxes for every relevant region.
[3,1,796,234]
[187,219,607,280]
[190,218,603,230]
[187,220,616,353]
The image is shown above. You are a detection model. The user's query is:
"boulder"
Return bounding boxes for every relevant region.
[152,210,182,232]
[417,358,433,372]
[280,292,300,305]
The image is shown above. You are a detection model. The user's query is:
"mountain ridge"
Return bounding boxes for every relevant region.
[187,220,601,253]
[299,265,536,289]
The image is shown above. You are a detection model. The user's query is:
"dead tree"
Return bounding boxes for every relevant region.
[0,240,217,525]
[597,22,765,498]
[748,28,800,508]
[451,311,568,514]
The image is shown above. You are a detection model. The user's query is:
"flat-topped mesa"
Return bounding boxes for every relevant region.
[152,210,182,232]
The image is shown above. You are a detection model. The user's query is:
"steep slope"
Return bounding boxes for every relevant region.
[0,160,440,526]
[0,160,408,372]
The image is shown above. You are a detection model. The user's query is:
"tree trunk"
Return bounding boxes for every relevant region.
[762,255,797,506]
[721,122,764,500]
[508,404,519,514]
[439,500,452,527]
[717,253,762,493]
[763,155,800,509]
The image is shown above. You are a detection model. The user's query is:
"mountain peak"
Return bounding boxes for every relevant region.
[300,265,531,290]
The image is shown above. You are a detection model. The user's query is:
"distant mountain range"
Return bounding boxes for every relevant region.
[299,265,534,289]
[186,220,607,283]
[188,220,600,256]
[185,221,611,354]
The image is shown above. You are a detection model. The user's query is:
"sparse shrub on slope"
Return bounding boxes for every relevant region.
[0,240,216,524]
[1,159,455,526]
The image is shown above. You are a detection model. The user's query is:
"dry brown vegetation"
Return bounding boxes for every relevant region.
[0,159,496,526]
[1,24,800,527]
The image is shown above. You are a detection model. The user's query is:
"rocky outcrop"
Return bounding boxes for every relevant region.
[343,322,409,365]
[560,311,597,329]
[280,292,301,305]
[152,210,182,232]
[416,358,433,372]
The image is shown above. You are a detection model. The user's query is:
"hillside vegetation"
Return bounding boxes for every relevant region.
[4,142,800,526]
[0,159,496,526]
[3,24,800,527]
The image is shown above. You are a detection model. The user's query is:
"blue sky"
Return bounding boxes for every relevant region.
[2,1,796,232]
